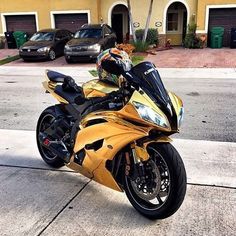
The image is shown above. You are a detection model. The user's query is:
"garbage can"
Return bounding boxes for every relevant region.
[230,28,236,48]
[210,27,224,48]
[13,31,28,48]
[4,31,17,49]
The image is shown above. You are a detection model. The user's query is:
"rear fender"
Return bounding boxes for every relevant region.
[43,80,69,104]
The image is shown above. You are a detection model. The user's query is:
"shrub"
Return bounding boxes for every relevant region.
[135,28,158,45]
[131,55,145,65]
[132,40,149,52]
[183,16,203,49]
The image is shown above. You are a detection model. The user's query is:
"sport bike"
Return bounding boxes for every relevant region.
[36,61,186,219]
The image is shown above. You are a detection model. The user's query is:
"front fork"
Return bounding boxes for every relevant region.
[125,143,150,181]
[125,137,172,181]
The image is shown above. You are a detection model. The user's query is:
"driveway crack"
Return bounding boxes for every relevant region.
[37,179,91,236]
[187,182,236,190]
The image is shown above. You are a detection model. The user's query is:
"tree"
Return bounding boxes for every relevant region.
[142,0,154,43]
[127,0,137,42]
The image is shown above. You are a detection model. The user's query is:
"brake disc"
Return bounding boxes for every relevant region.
[131,160,161,201]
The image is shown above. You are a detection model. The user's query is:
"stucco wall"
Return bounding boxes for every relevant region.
[197,0,236,32]
[0,0,198,45]
[0,0,99,34]
[101,0,197,34]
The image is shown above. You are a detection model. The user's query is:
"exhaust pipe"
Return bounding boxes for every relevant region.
[38,132,71,163]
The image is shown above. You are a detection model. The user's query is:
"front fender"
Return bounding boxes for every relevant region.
[136,136,173,162]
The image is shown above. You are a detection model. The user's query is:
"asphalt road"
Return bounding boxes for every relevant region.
[0,66,235,142]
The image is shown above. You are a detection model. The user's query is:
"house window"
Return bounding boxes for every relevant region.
[167,12,178,31]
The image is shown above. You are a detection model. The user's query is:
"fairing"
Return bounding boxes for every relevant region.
[130,62,178,130]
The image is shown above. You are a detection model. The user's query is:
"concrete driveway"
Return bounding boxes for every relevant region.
[0,129,235,236]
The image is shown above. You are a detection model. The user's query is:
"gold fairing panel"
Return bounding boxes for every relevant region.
[168,92,183,115]
[118,90,172,132]
[69,120,149,192]
[69,89,177,191]
[83,79,119,98]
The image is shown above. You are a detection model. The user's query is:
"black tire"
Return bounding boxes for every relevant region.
[124,143,187,219]
[48,49,56,61]
[22,58,30,62]
[36,106,65,168]
[65,57,72,64]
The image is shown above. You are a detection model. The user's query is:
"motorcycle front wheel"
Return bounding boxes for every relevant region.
[124,143,187,219]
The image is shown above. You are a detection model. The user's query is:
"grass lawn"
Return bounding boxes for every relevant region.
[0,55,20,65]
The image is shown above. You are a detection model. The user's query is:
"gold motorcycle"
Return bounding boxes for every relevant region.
[36,61,186,219]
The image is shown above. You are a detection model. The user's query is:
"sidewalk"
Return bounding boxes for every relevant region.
[0,49,18,59]
[0,129,235,235]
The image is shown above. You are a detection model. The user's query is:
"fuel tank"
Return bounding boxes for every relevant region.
[82,79,119,98]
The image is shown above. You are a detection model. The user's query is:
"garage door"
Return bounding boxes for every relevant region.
[5,15,36,36]
[54,13,88,33]
[208,8,236,47]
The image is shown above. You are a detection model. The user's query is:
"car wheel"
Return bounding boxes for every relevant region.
[48,49,56,61]
[22,58,30,62]
[65,57,72,64]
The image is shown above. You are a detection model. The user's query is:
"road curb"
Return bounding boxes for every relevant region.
[1,66,236,79]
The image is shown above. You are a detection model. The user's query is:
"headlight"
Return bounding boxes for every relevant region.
[19,47,23,52]
[133,102,169,128]
[178,107,184,128]
[64,45,72,51]
[37,47,49,53]
[88,43,101,51]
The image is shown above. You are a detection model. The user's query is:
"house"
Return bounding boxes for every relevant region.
[0,0,235,47]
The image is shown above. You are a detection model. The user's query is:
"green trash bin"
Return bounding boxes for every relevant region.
[13,31,28,48]
[210,27,224,48]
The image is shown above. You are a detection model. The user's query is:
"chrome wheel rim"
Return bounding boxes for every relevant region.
[49,50,56,60]
[38,114,57,160]
[126,148,171,210]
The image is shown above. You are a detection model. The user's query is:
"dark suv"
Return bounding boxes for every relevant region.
[64,24,117,63]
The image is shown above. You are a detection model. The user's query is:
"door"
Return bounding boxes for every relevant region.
[182,11,187,43]
[5,15,36,36]
[112,14,123,43]
[208,8,236,47]
[54,14,88,33]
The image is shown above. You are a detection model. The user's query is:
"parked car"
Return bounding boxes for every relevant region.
[19,29,73,61]
[64,24,117,63]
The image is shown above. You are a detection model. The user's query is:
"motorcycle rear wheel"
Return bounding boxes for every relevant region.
[124,143,186,219]
[36,106,65,168]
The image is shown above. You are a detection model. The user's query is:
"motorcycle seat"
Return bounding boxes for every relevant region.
[46,70,67,83]
[54,85,85,104]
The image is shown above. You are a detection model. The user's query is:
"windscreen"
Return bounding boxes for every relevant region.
[30,32,54,41]
[74,29,102,39]
[131,62,170,108]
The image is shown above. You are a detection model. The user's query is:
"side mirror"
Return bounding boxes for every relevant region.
[55,37,60,41]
